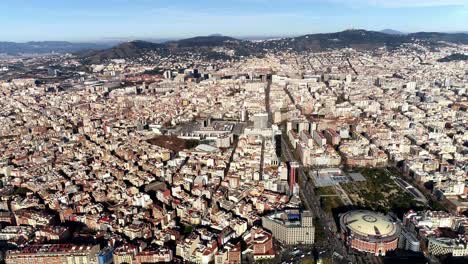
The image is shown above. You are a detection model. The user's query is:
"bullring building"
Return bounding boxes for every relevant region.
[340,210,401,256]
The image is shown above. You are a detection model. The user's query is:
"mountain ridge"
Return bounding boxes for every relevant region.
[406,32,468,44]
[79,30,468,63]
[79,40,166,62]
[4,29,467,61]
[165,35,239,48]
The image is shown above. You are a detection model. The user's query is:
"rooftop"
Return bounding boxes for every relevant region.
[341,210,400,239]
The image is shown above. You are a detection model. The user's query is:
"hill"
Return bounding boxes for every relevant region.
[79,30,468,63]
[168,35,237,47]
[82,36,242,63]
[263,29,411,52]
[408,32,468,44]
[80,40,166,63]
[437,53,468,62]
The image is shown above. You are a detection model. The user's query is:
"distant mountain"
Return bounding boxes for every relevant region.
[266,29,411,52]
[256,29,468,52]
[80,40,166,63]
[79,30,468,63]
[0,41,110,55]
[380,29,405,35]
[437,53,468,62]
[4,29,468,59]
[407,32,468,44]
[81,36,242,63]
[165,35,238,48]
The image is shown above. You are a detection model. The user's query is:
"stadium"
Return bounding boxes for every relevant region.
[339,210,401,256]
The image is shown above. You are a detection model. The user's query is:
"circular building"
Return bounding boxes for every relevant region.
[340,210,401,256]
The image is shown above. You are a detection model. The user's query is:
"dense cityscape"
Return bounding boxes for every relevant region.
[0,12,467,264]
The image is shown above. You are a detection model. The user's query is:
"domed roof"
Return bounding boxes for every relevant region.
[342,210,398,238]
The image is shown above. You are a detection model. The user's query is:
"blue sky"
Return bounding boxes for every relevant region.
[0,0,467,42]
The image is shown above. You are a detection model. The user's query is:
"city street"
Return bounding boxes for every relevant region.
[281,135,355,264]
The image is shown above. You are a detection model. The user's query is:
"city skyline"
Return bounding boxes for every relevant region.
[0,0,467,42]
[1,1,467,264]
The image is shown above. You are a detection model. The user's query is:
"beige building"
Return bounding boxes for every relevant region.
[5,244,100,264]
[262,210,314,245]
[428,238,468,257]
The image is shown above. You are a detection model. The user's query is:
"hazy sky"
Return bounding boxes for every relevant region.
[0,0,467,42]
